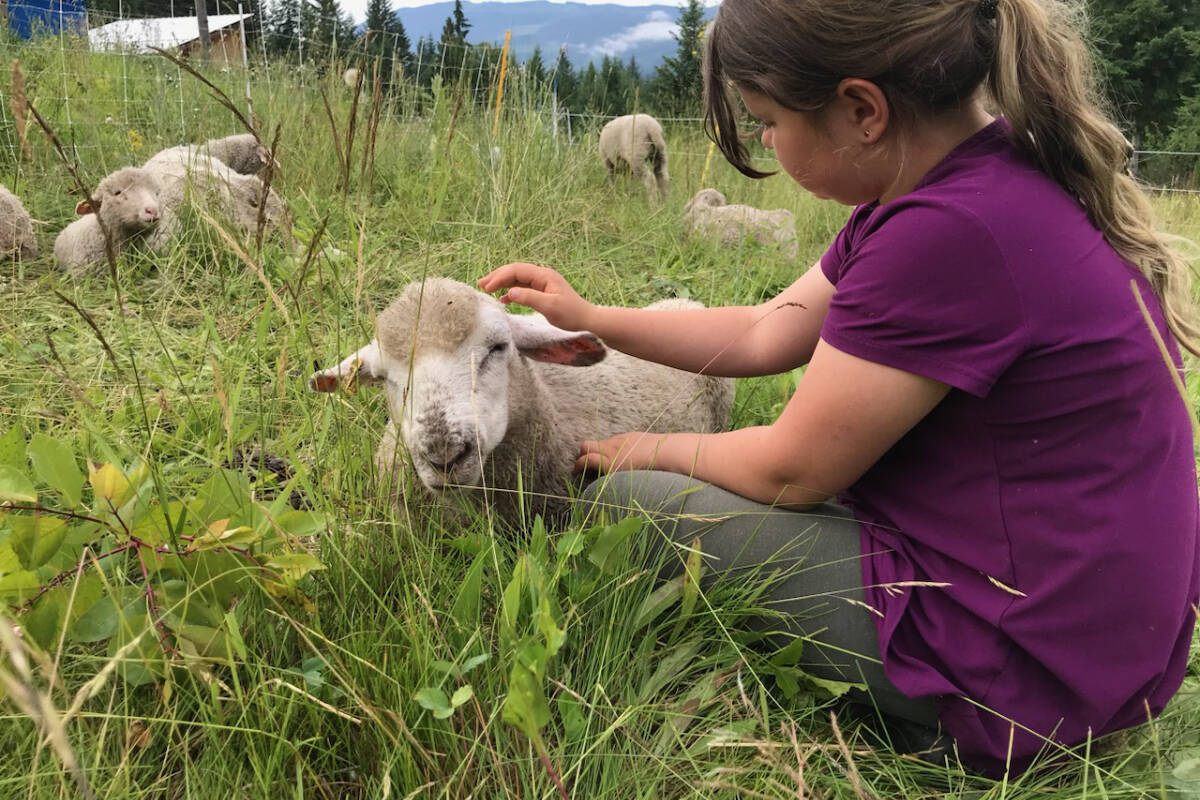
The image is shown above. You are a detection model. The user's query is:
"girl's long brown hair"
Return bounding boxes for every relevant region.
[703,0,1200,355]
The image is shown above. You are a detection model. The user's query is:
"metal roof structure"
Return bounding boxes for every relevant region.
[87,14,250,53]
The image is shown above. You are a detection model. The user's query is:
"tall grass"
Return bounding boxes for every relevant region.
[1,34,1199,799]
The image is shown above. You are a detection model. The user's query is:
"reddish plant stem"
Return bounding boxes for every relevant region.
[20,544,131,611]
[536,743,570,800]
[136,546,177,657]
[1,503,109,528]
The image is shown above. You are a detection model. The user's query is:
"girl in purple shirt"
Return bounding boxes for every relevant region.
[480,0,1200,775]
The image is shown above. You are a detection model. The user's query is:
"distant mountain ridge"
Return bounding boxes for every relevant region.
[390,1,716,70]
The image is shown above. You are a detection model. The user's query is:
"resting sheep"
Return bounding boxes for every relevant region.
[682,188,799,258]
[53,167,167,275]
[599,113,669,201]
[0,184,37,259]
[309,277,734,521]
[142,143,286,238]
[200,133,279,177]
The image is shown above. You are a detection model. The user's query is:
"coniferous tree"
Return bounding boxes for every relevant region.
[266,0,303,55]
[389,17,413,75]
[451,0,471,43]
[362,0,411,89]
[438,0,471,82]
[652,0,706,115]
[1088,0,1200,156]
[307,0,355,60]
[525,46,547,87]
[551,45,577,109]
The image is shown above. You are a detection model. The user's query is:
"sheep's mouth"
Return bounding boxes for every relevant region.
[417,446,480,490]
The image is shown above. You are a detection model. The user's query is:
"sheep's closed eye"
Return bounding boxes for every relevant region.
[481,342,508,367]
[111,189,122,196]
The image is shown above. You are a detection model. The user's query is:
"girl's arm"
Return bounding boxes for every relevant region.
[479,262,835,377]
[579,338,951,509]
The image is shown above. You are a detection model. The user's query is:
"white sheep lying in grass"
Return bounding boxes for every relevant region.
[0,184,38,259]
[142,142,286,238]
[200,133,279,177]
[682,188,799,258]
[309,277,734,521]
[53,167,167,274]
[599,113,669,201]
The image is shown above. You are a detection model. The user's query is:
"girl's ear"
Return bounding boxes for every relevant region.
[834,78,890,145]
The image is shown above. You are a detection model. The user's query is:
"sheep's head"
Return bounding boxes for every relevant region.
[309,278,606,492]
[683,188,725,215]
[207,134,280,176]
[234,177,285,228]
[78,167,162,233]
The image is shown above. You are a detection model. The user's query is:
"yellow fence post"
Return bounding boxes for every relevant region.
[699,140,717,187]
[492,30,512,138]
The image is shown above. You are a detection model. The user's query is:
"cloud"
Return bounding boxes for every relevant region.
[586,10,677,57]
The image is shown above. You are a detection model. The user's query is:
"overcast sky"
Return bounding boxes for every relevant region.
[342,0,718,26]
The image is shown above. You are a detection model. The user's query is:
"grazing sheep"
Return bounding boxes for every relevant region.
[310,278,734,521]
[682,188,799,258]
[53,167,167,275]
[142,145,286,237]
[599,113,669,200]
[0,184,38,259]
[200,133,279,177]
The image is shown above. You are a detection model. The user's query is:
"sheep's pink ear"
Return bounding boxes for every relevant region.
[507,314,606,367]
[76,199,96,215]
[309,341,386,393]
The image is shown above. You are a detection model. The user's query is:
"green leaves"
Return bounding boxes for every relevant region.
[0,465,37,504]
[27,434,84,508]
[0,431,327,686]
[414,684,474,719]
[9,516,69,570]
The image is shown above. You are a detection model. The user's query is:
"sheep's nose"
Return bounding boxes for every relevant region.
[144,207,159,220]
[426,441,472,473]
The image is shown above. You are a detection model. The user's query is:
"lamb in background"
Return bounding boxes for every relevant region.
[598,113,669,201]
[310,278,734,521]
[53,167,167,274]
[682,188,799,258]
[200,133,279,177]
[142,142,286,238]
[0,184,38,259]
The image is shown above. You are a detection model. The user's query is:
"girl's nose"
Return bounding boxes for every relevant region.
[761,128,774,150]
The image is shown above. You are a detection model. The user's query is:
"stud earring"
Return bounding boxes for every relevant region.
[864,130,872,138]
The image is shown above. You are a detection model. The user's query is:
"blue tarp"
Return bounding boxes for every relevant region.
[5,0,87,38]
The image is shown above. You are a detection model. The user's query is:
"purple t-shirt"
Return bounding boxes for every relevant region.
[820,119,1199,774]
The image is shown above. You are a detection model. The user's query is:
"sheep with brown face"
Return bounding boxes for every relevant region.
[682,188,799,258]
[310,278,734,521]
[52,167,167,275]
[599,114,669,201]
[0,184,38,260]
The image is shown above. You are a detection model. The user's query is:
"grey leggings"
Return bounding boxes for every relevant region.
[583,470,939,727]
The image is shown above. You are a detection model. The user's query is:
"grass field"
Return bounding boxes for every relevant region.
[2,35,1200,799]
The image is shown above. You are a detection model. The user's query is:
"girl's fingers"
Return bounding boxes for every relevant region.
[480,262,557,293]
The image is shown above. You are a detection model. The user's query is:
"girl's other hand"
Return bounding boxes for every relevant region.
[575,433,666,475]
[479,262,594,331]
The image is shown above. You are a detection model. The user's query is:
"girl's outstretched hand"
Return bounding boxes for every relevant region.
[575,433,666,475]
[478,262,595,331]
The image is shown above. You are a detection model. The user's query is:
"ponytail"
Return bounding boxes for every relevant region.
[989,0,1200,354]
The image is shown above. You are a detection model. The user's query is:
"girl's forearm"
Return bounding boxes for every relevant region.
[647,428,833,509]
[582,303,772,377]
